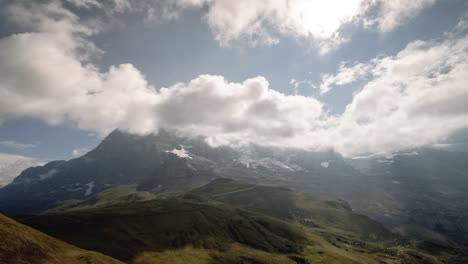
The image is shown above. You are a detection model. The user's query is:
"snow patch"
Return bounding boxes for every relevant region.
[320,161,329,168]
[377,159,394,163]
[393,151,418,157]
[84,181,95,196]
[67,187,82,192]
[259,158,294,171]
[289,164,303,171]
[238,157,296,171]
[239,159,252,169]
[351,153,382,160]
[352,150,418,160]
[166,146,192,159]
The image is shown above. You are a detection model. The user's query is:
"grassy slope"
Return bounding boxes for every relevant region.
[186,178,468,263]
[44,184,156,214]
[0,214,122,264]
[188,178,395,242]
[15,179,468,263]
[133,243,298,264]
[393,224,458,248]
[19,197,308,261]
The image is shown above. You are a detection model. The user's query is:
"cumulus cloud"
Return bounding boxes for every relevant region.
[45,0,436,54]
[48,0,437,54]
[0,0,324,141]
[194,0,362,53]
[140,0,436,53]
[0,0,158,136]
[362,0,436,32]
[0,0,467,157]
[155,75,324,147]
[163,0,363,54]
[319,23,468,154]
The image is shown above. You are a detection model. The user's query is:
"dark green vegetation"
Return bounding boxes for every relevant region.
[15,179,468,263]
[189,178,395,242]
[131,244,299,264]
[0,214,122,264]
[19,196,307,261]
[44,184,157,213]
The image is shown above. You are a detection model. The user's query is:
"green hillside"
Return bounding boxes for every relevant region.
[0,214,122,264]
[14,179,468,263]
[393,224,458,248]
[44,184,157,214]
[19,197,307,261]
[188,178,395,242]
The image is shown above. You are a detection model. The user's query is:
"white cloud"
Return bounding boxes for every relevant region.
[155,75,324,147]
[0,153,44,187]
[141,0,436,53]
[319,62,376,94]
[34,0,435,55]
[48,0,437,54]
[363,0,437,32]
[0,0,158,136]
[0,141,36,150]
[168,0,363,54]
[0,0,467,158]
[324,30,468,155]
[0,1,324,143]
[65,0,131,13]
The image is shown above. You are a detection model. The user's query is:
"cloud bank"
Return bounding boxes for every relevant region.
[1,0,467,157]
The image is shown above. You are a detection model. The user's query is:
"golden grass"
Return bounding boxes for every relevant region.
[133,243,296,264]
[0,214,122,264]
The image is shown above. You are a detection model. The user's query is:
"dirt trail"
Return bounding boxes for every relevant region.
[211,185,257,198]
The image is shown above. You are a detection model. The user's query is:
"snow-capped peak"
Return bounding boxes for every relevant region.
[320,161,330,168]
[166,146,192,159]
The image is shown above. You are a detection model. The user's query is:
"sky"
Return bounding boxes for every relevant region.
[0,0,467,172]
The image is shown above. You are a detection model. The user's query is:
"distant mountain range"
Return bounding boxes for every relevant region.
[1,129,467,253]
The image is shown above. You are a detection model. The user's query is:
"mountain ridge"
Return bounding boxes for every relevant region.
[1,129,468,247]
